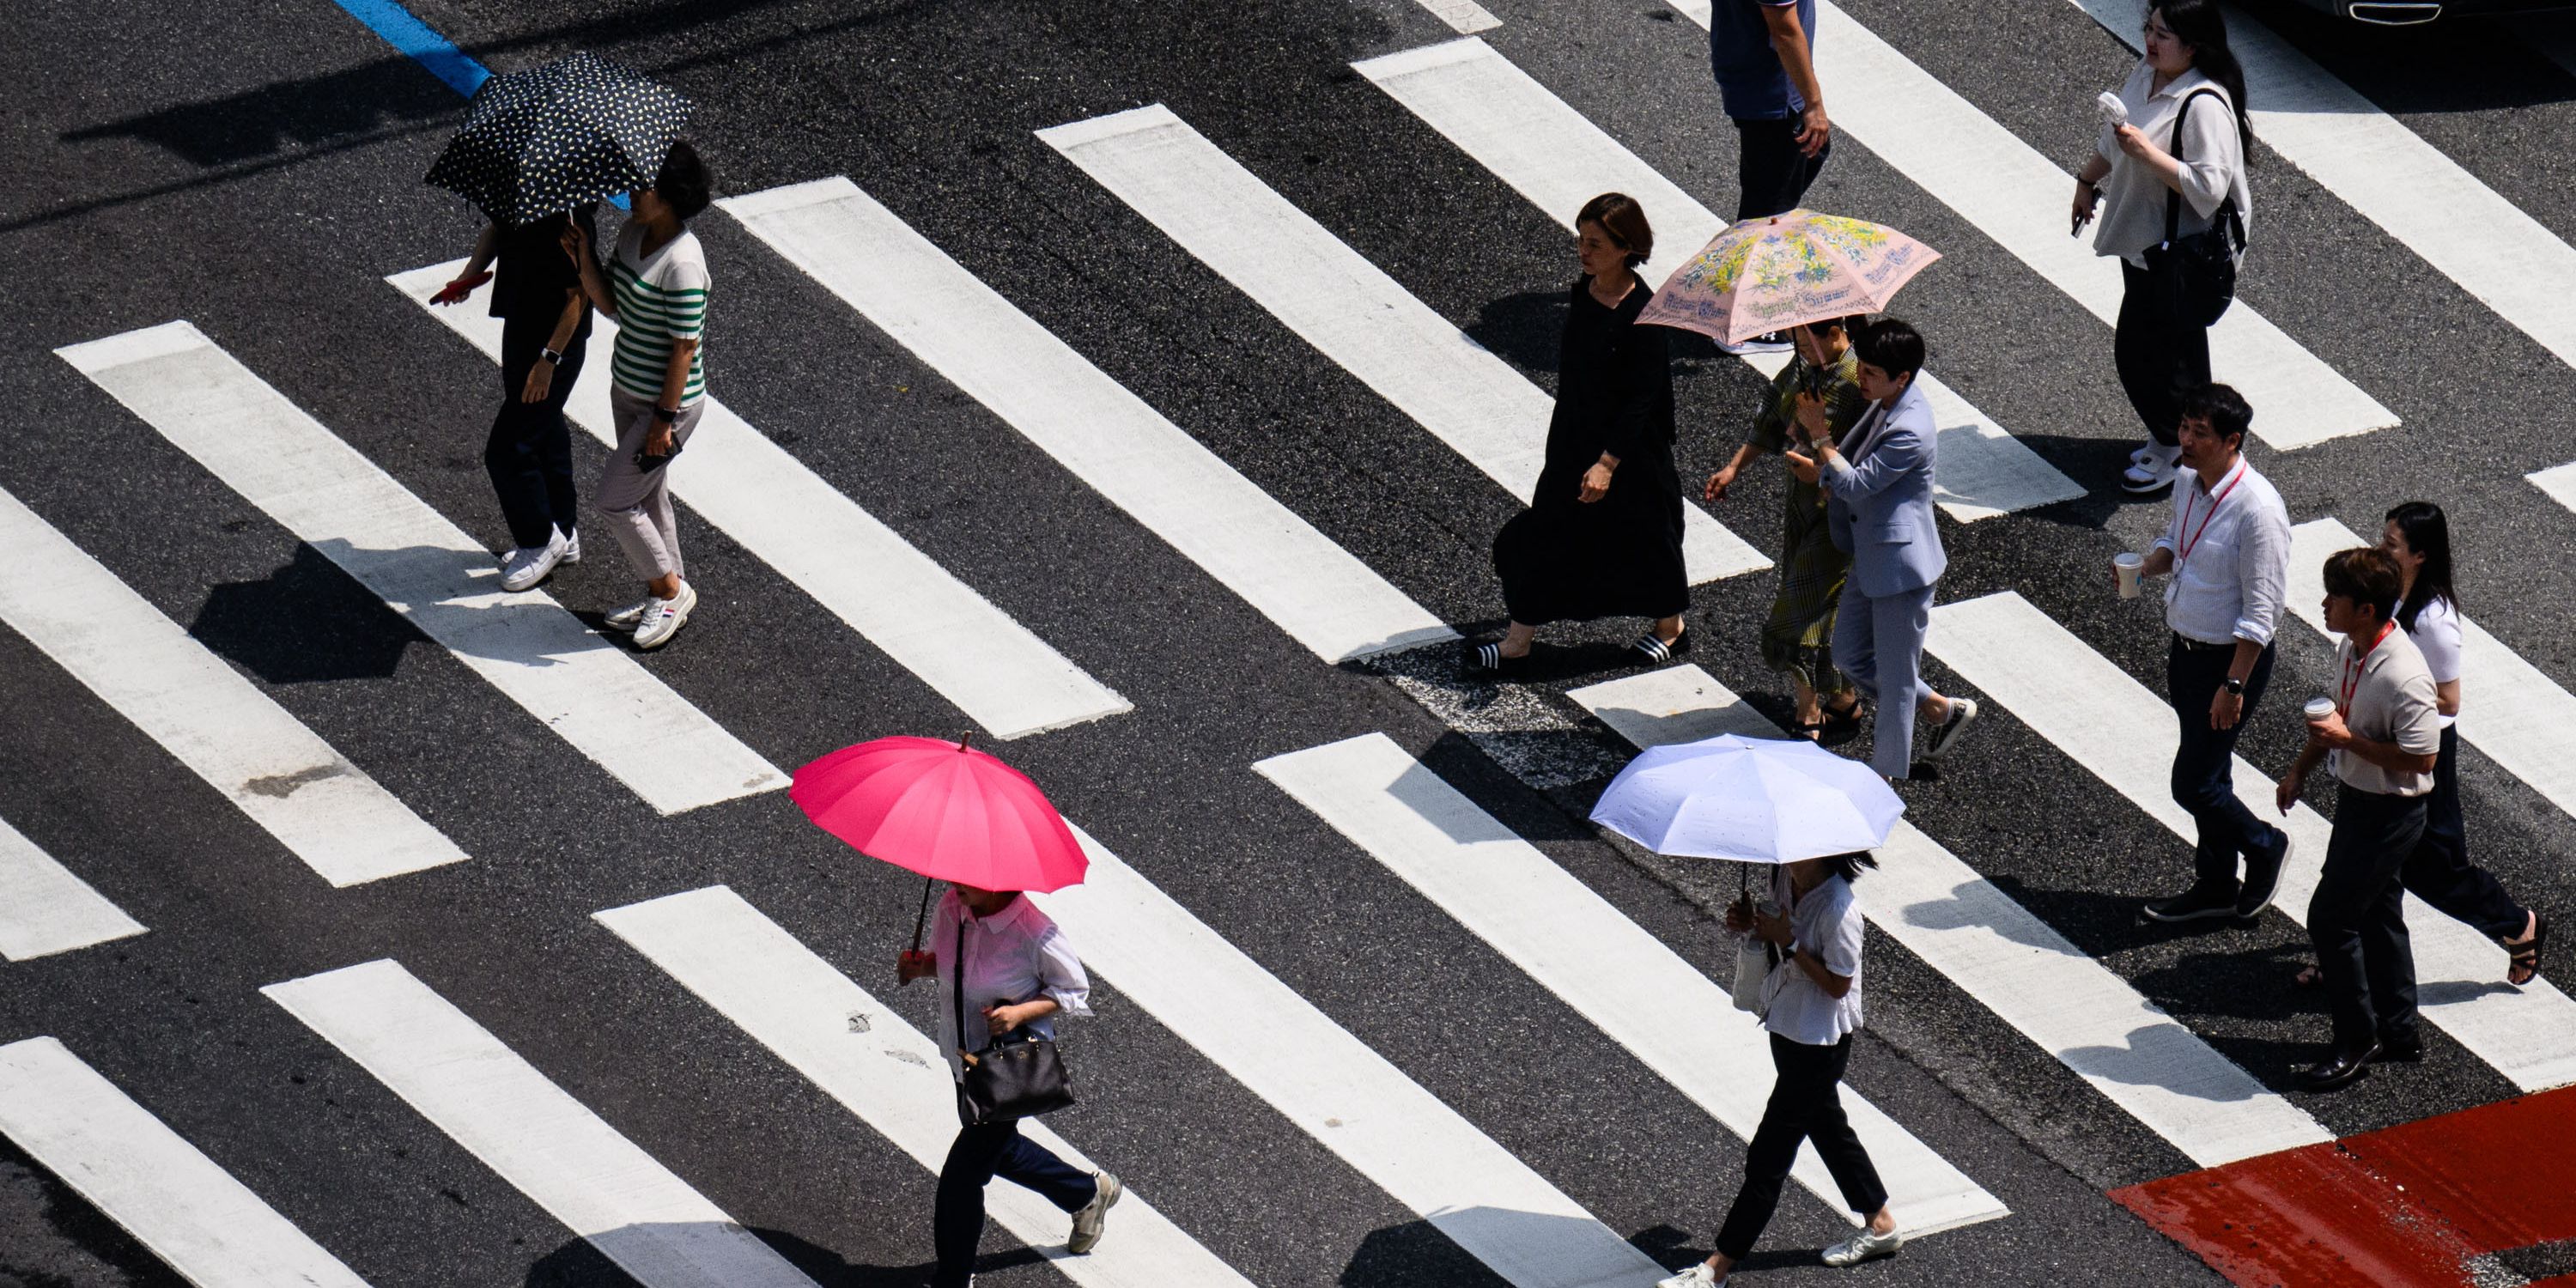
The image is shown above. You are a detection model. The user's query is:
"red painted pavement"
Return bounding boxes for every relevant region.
[2111,1084,2576,1287]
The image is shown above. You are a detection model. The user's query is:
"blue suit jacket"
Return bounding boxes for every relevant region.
[1822,380,1946,598]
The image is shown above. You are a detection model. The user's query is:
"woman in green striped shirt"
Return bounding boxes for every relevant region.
[565,141,714,650]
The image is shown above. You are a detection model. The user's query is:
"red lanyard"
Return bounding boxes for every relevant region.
[2337,621,2395,717]
[2174,460,2246,572]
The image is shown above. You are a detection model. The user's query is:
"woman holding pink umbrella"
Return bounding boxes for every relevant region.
[790,733,1120,1284]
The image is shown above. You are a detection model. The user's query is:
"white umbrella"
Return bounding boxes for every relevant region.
[1589,733,1903,863]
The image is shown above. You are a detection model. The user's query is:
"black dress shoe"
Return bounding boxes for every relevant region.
[2145,884,2241,923]
[2235,832,2294,920]
[2296,1042,2382,1091]
[2379,1030,2426,1062]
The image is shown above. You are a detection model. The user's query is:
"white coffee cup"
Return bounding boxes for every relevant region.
[2114,551,2146,598]
[2305,696,2337,724]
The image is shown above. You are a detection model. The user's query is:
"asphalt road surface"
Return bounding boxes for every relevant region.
[4,0,2575,1285]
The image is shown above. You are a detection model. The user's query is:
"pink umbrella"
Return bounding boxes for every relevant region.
[1638,210,1941,347]
[790,732,1088,948]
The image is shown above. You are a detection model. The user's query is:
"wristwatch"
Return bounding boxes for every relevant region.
[539,348,562,366]
[652,404,678,424]
[2222,677,2245,696]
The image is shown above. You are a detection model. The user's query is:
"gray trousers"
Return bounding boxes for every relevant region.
[598,389,703,581]
[1832,581,1934,780]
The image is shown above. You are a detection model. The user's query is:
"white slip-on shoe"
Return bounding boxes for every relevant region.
[604,598,656,632]
[1925,697,1979,762]
[1656,1261,1725,1287]
[1067,1170,1121,1254]
[630,581,697,650]
[560,527,582,565]
[1821,1224,1903,1267]
[500,530,569,592]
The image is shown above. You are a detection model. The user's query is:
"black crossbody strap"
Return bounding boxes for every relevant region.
[952,916,969,1066]
[2163,88,2233,246]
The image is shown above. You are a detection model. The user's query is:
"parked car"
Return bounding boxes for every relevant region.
[2286,0,2575,22]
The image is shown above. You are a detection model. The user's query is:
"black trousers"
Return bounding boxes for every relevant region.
[1715,1033,1887,1261]
[1733,117,1832,222]
[2167,636,2285,892]
[2401,726,2528,939]
[2115,260,2212,448]
[933,1119,1095,1288]
[487,321,587,551]
[2309,784,2427,1051]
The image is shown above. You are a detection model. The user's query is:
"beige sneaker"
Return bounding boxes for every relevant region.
[1067,1171,1121,1255]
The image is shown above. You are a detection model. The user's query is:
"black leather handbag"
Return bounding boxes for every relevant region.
[2145,88,2246,329]
[952,920,1077,1127]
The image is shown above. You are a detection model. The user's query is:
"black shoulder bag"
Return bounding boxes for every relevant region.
[953,919,1077,1127]
[2146,88,2247,328]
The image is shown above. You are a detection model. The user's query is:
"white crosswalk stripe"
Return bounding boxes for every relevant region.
[1413,0,1501,33]
[593,885,1254,1288]
[1032,824,1668,1288]
[1564,666,2332,1168]
[0,815,143,962]
[263,959,825,1288]
[1352,37,2088,519]
[388,263,1131,741]
[2524,459,2576,530]
[2287,518,2576,829]
[1926,591,2576,1092]
[1655,2,2398,449]
[719,178,1456,665]
[58,322,786,817]
[0,478,465,886]
[2067,0,2576,376]
[1258,732,2009,1233]
[1037,103,1773,580]
[0,1037,370,1287]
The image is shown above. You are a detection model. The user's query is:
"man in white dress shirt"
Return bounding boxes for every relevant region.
[2132,385,2293,923]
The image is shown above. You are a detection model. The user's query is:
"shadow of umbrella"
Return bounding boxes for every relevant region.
[521,1224,933,1288]
[189,544,422,683]
[1340,1206,1687,1288]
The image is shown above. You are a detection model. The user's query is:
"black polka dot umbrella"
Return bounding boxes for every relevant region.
[425,51,693,225]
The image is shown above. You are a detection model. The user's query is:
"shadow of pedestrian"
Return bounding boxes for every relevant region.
[520,1224,935,1288]
[191,544,422,683]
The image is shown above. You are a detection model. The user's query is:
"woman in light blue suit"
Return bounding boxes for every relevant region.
[1783,319,1978,781]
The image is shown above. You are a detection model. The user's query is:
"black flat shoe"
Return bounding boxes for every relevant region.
[1630,628,1692,665]
[1465,641,1533,676]
[2379,1030,2426,1062]
[2296,1042,2382,1092]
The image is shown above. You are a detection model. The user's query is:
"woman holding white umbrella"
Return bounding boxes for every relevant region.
[1589,734,1904,1283]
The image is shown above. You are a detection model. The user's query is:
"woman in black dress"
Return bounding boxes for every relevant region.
[1471,192,1688,673]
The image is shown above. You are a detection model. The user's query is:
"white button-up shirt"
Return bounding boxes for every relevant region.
[929,890,1091,1084]
[2093,63,2252,268]
[2154,456,2291,647]
[1759,866,1865,1046]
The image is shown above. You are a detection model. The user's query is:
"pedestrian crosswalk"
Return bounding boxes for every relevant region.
[0,815,143,963]
[264,958,827,1288]
[0,477,466,887]
[718,176,1456,665]
[1926,591,2576,1093]
[1350,37,2088,519]
[1258,732,2006,1234]
[1039,103,1771,583]
[1562,666,2334,1168]
[57,322,787,817]
[0,1037,370,1288]
[388,262,1132,741]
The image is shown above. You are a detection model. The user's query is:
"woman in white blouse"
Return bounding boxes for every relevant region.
[1658,852,1899,1287]
[2069,0,2253,495]
[897,884,1120,1285]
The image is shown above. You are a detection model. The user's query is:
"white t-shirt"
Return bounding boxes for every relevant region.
[2403,597,2463,729]
[1760,867,1865,1046]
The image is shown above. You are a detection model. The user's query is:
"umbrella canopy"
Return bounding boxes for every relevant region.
[1638,210,1939,347]
[1589,733,1903,862]
[425,52,692,225]
[789,736,1087,893]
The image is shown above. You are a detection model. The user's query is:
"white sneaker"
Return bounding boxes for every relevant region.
[630,581,696,650]
[500,530,570,592]
[604,598,656,632]
[1067,1170,1121,1254]
[2121,443,2183,494]
[560,527,582,565]
[1656,1261,1724,1287]
[1821,1224,1903,1267]
[1926,696,1979,762]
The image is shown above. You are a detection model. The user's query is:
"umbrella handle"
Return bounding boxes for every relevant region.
[908,876,936,954]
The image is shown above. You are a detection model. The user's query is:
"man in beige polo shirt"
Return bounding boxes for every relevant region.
[2275,547,2442,1092]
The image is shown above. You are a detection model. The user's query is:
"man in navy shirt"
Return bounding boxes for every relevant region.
[1710,0,1832,354]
